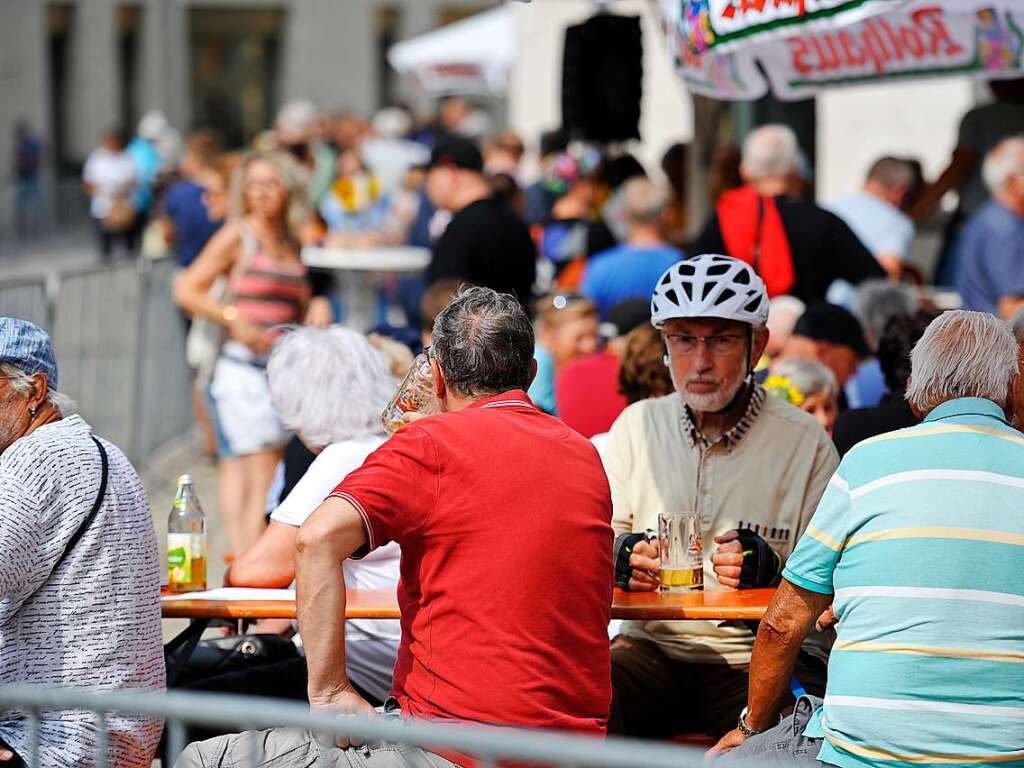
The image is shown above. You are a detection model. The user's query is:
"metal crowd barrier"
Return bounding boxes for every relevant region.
[0,275,50,330]
[0,255,192,465]
[1,178,93,248]
[0,686,708,768]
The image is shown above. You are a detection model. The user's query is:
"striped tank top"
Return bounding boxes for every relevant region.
[231,241,310,329]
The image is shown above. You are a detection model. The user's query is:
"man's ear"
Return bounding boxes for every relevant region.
[906,376,926,419]
[751,328,770,366]
[430,358,446,402]
[527,357,538,389]
[29,372,48,411]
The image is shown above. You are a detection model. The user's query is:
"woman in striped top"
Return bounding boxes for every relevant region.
[175,151,312,554]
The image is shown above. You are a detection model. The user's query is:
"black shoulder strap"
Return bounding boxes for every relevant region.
[57,436,109,569]
[751,195,766,275]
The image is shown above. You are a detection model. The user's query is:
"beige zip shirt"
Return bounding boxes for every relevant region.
[605,388,838,667]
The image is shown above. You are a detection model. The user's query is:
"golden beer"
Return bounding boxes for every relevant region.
[658,511,704,592]
[659,565,704,590]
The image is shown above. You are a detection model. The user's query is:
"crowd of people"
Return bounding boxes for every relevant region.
[1,85,1023,767]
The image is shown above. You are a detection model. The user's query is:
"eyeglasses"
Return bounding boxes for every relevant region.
[664,333,745,356]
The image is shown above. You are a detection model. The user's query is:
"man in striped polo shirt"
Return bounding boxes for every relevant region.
[711,310,1024,767]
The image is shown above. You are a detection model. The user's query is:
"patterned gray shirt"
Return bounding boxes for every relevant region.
[0,415,164,767]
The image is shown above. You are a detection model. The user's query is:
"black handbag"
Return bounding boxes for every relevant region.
[171,633,299,687]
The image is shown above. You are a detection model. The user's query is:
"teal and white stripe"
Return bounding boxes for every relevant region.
[783,398,1024,768]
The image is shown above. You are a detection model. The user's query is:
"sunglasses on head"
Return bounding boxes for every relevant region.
[549,293,587,311]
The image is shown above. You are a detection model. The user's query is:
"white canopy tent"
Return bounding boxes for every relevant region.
[387,6,516,96]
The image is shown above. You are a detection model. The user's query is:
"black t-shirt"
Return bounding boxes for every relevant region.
[692,196,885,304]
[427,195,537,307]
[832,395,920,457]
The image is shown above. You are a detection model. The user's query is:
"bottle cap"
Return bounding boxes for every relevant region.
[177,474,194,486]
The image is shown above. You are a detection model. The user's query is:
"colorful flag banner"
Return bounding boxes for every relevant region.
[662,1,1024,100]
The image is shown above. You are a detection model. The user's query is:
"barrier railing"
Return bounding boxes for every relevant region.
[1,178,93,248]
[0,255,192,465]
[0,686,708,768]
[0,275,50,330]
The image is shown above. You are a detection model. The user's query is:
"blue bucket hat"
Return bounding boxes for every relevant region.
[0,318,58,389]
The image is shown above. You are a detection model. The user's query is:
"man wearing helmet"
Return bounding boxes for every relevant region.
[605,254,839,740]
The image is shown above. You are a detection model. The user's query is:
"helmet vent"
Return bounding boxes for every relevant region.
[701,281,715,301]
[733,269,751,285]
[717,288,736,304]
[706,264,730,276]
[664,288,679,305]
[743,296,763,314]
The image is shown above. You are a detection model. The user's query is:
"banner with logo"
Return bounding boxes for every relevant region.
[662,1,1024,100]
[661,0,771,99]
[676,0,904,54]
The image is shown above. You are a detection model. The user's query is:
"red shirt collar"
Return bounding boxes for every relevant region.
[467,389,535,411]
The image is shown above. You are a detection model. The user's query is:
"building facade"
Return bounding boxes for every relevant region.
[0,0,491,182]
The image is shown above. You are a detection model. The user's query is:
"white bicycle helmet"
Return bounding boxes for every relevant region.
[651,254,769,328]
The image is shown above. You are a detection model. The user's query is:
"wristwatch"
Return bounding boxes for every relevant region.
[737,706,764,738]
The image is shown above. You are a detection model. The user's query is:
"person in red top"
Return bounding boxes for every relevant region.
[177,286,613,768]
[692,124,884,304]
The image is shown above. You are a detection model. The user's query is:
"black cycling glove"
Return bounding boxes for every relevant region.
[735,528,783,588]
[613,530,657,589]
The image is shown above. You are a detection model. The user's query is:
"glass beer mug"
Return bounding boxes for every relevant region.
[381,352,440,435]
[658,511,704,591]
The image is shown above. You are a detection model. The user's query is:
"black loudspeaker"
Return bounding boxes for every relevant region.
[561,14,643,144]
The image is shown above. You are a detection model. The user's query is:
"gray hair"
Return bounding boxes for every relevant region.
[866,156,914,189]
[431,286,535,398]
[266,326,396,449]
[742,124,799,182]
[772,357,838,399]
[1010,306,1024,345]
[982,136,1024,194]
[855,279,919,350]
[621,177,668,226]
[767,295,806,338]
[905,311,1019,412]
[0,362,77,416]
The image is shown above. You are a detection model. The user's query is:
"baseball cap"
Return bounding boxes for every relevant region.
[422,136,484,173]
[0,318,58,388]
[793,303,869,358]
[602,298,651,339]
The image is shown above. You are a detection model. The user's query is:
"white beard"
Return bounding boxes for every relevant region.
[676,370,747,414]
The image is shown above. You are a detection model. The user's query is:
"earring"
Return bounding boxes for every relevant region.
[663,354,670,368]
[29,406,37,418]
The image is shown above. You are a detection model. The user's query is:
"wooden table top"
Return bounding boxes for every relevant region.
[161,587,775,622]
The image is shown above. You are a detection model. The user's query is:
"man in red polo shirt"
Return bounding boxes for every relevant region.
[177,287,613,767]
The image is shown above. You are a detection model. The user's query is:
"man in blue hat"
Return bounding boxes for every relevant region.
[0,318,165,767]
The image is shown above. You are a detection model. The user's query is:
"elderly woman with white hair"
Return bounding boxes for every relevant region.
[955,135,1024,319]
[226,325,400,704]
[692,123,885,304]
[765,357,840,436]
